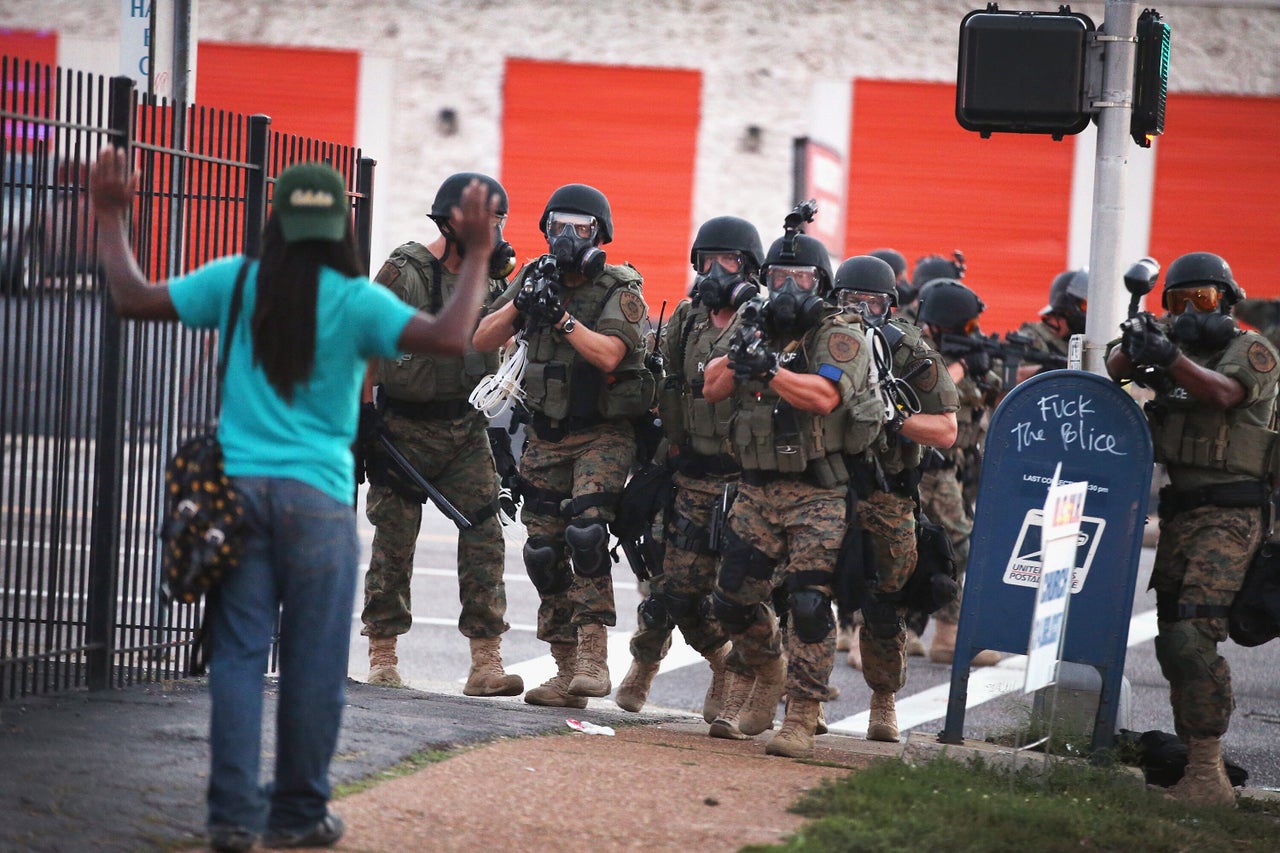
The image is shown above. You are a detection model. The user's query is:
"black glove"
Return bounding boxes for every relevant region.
[1122,316,1178,367]
[731,343,779,383]
[962,348,991,378]
[527,284,565,328]
[512,279,537,315]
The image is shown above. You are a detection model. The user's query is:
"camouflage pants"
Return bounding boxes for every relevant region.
[629,471,733,665]
[520,420,635,644]
[1151,504,1262,739]
[918,466,972,624]
[858,490,918,694]
[362,410,509,640]
[715,479,845,702]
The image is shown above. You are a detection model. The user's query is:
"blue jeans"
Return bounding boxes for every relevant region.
[205,477,357,835]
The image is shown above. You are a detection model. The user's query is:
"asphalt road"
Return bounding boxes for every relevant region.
[346,489,1280,792]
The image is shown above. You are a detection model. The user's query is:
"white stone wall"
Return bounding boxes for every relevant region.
[6,0,1278,262]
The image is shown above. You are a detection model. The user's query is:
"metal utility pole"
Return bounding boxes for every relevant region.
[1082,1,1141,375]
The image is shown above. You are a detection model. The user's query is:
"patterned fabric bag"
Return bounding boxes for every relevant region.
[157,260,248,672]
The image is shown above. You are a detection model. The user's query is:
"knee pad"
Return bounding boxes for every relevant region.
[1154,620,1219,686]
[637,596,672,631]
[523,536,571,595]
[658,589,702,624]
[718,528,775,593]
[788,589,835,644]
[711,589,762,634]
[862,595,905,640]
[565,518,611,578]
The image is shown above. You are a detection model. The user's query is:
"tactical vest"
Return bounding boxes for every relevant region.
[729,315,878,485]
[521,263,654,423]
[873,320,956,475]
[1148,334,1279,485]
[1017,320,1069,358]
[374,242,500,403]
[660,301,736,457]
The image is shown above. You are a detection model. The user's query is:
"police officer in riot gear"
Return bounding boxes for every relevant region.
[1107,251,1277,808]
[830,258,959,743]
[701,226,884,758]
[902,251,966,321]
[474,183,652,708]
[867,248,910,311]
[913,278,1003,667]
[614,216,763,724]
[1013,268,1088,383]
[360,172,522,696]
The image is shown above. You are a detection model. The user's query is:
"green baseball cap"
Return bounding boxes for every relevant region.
[273,162,349,243]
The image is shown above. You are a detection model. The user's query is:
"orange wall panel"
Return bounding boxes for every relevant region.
[846,79,1076,334]
[502,58,700,318]
[195,42,358,146]
[1149,94,1280,302]
[0,28,57,67]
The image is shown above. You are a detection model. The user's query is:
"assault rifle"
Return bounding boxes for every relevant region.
[939,331,1067,389]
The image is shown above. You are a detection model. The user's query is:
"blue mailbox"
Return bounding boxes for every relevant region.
[937,369,1153,753]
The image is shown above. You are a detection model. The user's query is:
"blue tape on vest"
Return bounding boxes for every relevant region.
[817,363,843,383]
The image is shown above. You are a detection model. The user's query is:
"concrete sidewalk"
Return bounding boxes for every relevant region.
[2,677,1273,853]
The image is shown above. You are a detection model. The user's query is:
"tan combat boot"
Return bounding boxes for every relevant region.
[904,628,926,657]
[867,690,900,742]
[930,621,1000,666]
[701,643,732,723]
[463,636,524,697]
[846,624,863,670]
[367,636,403,688]
[709,670,755,740]
[614,659,660,712]
[765,696,821,758]
[835,623,854,651]
[739,654,786,736]
[785,696,828,735]
[524,642,587,709]
[568,623,612,697]
[1171,737,1237,808]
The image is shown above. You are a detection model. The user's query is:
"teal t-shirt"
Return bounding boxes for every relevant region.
[168,255,417,504]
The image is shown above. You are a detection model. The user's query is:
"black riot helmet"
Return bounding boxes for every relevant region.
[1163,251,1245,310]
[762,233,833,295]
[1043,268,1089,334]
[430,172,509,222]
[833,255,898,327]
[760,232,833,336]
[911,251,966,291]
[429,172,514,278]
[539,183,613,244]
[689,216,764,311]
[916,278,985,333]
[868,248,907,280]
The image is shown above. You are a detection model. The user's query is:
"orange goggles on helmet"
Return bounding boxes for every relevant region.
[1164,285,1222,315]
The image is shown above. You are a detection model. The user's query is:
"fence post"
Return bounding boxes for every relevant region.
[86,76,137,690]
[355,156,376,272]
[243,115,270,256]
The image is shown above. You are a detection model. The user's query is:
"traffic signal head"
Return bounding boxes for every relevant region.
[955,5,1096,140]
[1131,9,1170,148]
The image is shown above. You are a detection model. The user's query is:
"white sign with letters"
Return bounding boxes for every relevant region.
[1025,471,1088,694]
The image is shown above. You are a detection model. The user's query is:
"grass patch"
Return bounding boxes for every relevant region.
[743,756,1280,853]
[334,747,455,797]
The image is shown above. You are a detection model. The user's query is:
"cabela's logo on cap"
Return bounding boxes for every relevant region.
[289,188,336,208]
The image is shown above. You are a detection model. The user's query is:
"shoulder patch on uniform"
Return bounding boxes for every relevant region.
[374,260,400,286]
[618,290,647,324]
[828,331,861,363]
[1247,340,1277,373]
[908,358,939,392]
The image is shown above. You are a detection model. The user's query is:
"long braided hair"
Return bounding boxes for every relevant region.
[251,214,365,402]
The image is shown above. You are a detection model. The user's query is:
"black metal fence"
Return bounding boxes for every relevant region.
[0,57,376,701]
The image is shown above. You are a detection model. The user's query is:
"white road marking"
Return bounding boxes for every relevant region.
[827,609,1159,736]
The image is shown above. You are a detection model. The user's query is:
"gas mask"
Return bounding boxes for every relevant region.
[546,211,606,278]
[836,289,893,328]
[441,217,516,279]
[763,264,827,337]
[693,251,758,311]
[1166,285,1238,351]
[1170,307,1238,351]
